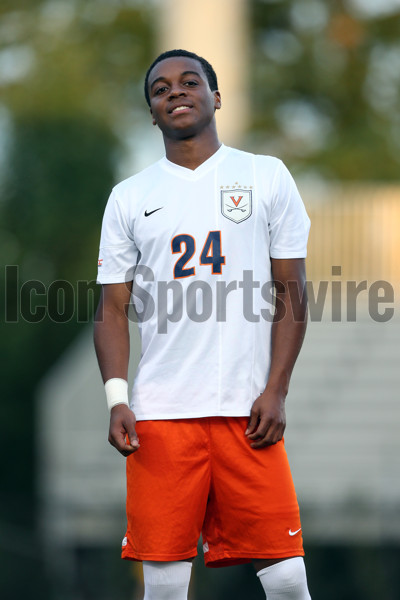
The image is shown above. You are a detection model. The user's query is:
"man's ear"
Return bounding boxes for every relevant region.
[214,91,222,111]
[150,108,157,126]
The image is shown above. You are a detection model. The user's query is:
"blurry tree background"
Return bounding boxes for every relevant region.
[0,1,154,597]
[249,0,400,180]
[0,0,399,598]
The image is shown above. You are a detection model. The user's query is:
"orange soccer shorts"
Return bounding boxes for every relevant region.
[121,417,304,567]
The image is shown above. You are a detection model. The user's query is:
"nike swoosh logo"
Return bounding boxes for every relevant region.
[144,207,163,217]
[288,528,302,536]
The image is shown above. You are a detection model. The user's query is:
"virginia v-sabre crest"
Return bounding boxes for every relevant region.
[221,188,252,223]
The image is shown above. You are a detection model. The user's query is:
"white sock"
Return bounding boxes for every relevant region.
[257,557,311,599]
[143,561,192,600]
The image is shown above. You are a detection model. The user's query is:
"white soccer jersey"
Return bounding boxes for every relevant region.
[97,145,310,420]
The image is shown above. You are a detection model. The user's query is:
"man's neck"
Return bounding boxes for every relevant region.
[163,131,221,171]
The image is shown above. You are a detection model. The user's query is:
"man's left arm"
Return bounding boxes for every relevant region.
[246,258,307,448]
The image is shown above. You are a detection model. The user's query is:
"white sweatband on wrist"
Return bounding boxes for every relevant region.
[104,378,129,412]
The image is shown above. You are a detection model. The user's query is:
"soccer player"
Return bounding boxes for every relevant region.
[94,49,312,600]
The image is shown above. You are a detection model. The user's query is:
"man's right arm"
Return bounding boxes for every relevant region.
[94,282,140,456]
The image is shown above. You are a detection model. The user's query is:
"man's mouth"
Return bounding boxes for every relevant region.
[170,105,192,114]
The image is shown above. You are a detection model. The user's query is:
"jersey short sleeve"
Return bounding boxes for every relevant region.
[97,189,138,283]
[268,160,310,259]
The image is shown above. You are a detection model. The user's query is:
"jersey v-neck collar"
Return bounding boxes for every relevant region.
[160,144,230,180]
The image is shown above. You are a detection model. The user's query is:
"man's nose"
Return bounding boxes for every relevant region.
[168,86,186,99]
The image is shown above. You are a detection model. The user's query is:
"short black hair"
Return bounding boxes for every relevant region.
[144,49,219,106]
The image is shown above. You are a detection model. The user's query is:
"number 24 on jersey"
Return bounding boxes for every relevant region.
[172,231,225,279]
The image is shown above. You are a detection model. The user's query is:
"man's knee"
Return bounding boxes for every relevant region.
[143,560,192,600]
[256,557,311,599]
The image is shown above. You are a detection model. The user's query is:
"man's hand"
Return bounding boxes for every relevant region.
[108,404,140,457]
[245,258,307,450]
[245,389,286,449]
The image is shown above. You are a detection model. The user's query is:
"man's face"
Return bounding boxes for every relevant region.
[147,56,221,140]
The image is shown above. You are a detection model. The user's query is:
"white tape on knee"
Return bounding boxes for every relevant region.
[143,561,192,600]
[257,557,311,599]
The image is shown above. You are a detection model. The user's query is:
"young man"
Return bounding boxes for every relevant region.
[94,49,312,600]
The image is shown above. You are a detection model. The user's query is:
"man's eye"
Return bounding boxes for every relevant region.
[155,86,167,95]
[184,80,198,86]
